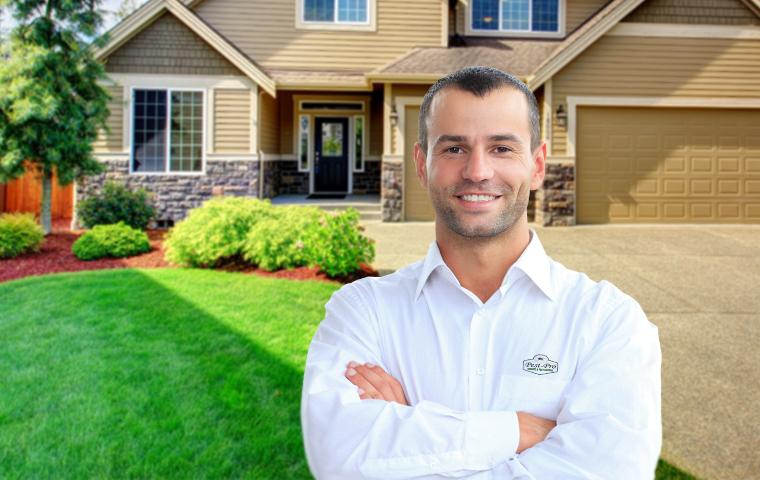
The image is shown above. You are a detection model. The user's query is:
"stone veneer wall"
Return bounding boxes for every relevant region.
[265,160,309,196]
[76,158,259,225]
[535,162,575,226]
[381,160,403,221]
[353,161,381,195]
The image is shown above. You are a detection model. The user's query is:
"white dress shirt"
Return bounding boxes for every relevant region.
[301,228,662,479]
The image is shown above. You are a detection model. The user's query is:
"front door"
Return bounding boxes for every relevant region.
[314,117,349,193]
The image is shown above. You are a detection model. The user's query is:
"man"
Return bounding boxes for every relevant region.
[301,66,662,479]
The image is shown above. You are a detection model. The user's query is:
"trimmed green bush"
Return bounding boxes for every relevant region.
[72,222,151,261]
[77,182,155,230]
[0,213,45,258]
[164,197,274,267]
[242,205,323,271]
[310,209,375,277]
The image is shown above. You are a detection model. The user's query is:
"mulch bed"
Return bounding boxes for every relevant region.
[0,227,378,285]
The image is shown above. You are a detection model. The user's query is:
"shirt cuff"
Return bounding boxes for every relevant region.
[464,410,520,465]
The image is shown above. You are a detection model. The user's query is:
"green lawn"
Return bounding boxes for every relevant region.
[0,269,698,478]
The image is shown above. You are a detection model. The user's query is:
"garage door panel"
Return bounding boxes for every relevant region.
[403,105,435,221]
[577,106,759,223]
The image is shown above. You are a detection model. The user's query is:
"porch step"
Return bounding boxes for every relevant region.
[270,194,382,222]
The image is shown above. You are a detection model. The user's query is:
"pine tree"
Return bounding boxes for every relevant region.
[0,0,110,234]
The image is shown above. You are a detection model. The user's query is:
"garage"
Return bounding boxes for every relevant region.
[403,105,436,221]
[576,106,760,224]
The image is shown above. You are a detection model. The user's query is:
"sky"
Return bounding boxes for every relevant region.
[1,0,148,37]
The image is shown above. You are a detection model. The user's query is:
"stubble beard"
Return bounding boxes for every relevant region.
[430,183,529,238]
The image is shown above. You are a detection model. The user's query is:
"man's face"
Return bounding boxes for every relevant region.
[413,87,546,238]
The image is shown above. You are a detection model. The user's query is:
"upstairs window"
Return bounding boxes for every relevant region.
[472,0,560,34]
[303,0,368,24]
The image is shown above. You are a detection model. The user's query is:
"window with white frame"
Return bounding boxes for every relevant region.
[353,115,364,172]
[303,0,369,24]
[472,0,560,33]
[131,89,204,173]
[298,114,311,172]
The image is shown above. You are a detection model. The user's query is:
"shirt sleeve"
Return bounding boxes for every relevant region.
[506,297,662,480]
[301,281,520,479]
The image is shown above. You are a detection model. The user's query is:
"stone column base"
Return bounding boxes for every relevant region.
[536,162,575,227]
[381,159,403,222]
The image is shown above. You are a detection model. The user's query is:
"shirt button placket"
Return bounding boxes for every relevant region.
[469,309,488,411]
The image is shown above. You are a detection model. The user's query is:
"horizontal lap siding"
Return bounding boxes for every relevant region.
[625,0,760,25]
[566,0,612,33]
[214,89,251,153]
[551,35,760,155]
[105,13,241,76]
[193,0,443,71]
[94,85,124,153]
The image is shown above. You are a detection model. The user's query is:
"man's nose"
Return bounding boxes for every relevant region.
[462,148,494,183]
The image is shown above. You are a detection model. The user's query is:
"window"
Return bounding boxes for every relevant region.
[303,0,368,24]
[131,89,204,174]
[472,0,560,33]
[298,114,311,172]
[353,116,364,172]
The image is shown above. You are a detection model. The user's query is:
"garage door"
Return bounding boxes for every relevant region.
[577,107,760,223]
[403,105,435,221]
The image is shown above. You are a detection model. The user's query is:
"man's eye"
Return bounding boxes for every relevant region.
[495,146,513,154]
[446,146,464,154]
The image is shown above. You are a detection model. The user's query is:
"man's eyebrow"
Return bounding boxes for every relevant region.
[433,135,467,145]
[488,134,521,143]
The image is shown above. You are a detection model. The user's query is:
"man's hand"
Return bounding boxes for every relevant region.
[516,412,556,453]
[344,361,409,405]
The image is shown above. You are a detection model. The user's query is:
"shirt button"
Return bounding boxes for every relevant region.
[476,368,485,375]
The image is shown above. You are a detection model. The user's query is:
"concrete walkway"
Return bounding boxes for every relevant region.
[362,221,760,480]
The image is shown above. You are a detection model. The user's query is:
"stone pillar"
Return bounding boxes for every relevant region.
[381,159,403,221]
[536,162,575,226]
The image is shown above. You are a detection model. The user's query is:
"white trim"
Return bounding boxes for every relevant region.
[299,99,365,112]
[393,96,424,221]
[542,78,552,156]
[465,0,565,38]
[383,83,393,156]
[249,85,259,154]
[208,87,215,154]
[106,73,253,90]
[128,86,208,175]
[206,153,260,161]
[527,0,647,89]
[565,95,760,157]
[122,85,130,152]
[296,0,376,31]
[608,22,760,39]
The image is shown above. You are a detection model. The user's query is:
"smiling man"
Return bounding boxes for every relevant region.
[301,67,662,479]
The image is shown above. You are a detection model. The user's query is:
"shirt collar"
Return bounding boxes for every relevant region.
[414,228,555,302]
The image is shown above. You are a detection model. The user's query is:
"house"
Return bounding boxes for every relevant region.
[81,0,760,226]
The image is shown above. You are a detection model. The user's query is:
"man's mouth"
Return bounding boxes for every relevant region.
[456,194,502,202]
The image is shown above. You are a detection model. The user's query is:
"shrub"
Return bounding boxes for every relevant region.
[242,205,323,271]
[72,222,151,261]
[310,209,375,277]
[0,213,45,258]
[164,197,274,267]
[77,182,155,230]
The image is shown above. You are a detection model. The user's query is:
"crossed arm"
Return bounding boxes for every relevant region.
[343,361,557,454]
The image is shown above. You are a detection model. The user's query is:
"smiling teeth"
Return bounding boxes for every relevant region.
[461,194,497,202]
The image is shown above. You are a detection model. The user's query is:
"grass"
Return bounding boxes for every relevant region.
[0,268,699,478]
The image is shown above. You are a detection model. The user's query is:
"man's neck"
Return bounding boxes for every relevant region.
[436,217,531,303]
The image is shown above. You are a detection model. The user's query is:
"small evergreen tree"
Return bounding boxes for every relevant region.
[0,0,110,234]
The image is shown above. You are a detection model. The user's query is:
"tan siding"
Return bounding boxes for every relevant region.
[456,0,465,35]
[260,92,280,154]
[213,89,251,153]
[624,0,760,25]
[94,85,124,153]
[193,0,443,71]
[105,13,242,75]
[566,0,612,33]
[370,88,384,156]
[551,35,760,154]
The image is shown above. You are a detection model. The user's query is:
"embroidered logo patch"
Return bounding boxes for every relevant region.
[522,354,558,375]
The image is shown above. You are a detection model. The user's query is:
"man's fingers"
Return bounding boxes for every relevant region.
[344,362,408,405]
[352,364,398,402]
[364,364,408,405]
[345,368,384,399]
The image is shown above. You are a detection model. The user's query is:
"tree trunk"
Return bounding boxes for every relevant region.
[41,170,52,235]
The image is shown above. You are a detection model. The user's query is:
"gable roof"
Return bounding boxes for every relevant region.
[93,0,276,96]
[526,0,760,89]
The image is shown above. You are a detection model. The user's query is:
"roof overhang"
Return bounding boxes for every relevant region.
[93,0,276,97]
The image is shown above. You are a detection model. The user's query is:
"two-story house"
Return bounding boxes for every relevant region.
[84,0,760,226]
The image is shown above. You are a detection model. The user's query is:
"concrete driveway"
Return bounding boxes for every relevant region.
[362,221,760,480]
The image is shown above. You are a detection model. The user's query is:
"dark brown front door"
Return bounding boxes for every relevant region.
[314,117,349,193]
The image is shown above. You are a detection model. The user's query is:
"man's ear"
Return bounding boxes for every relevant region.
[413,142,429,188]
[530,142,547,191]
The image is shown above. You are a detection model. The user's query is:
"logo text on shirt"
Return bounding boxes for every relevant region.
[523,354,558,375]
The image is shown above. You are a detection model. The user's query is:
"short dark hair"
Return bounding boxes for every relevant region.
[418,66,541,154]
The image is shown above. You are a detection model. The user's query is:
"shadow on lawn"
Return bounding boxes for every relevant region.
[0,269,315,478]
